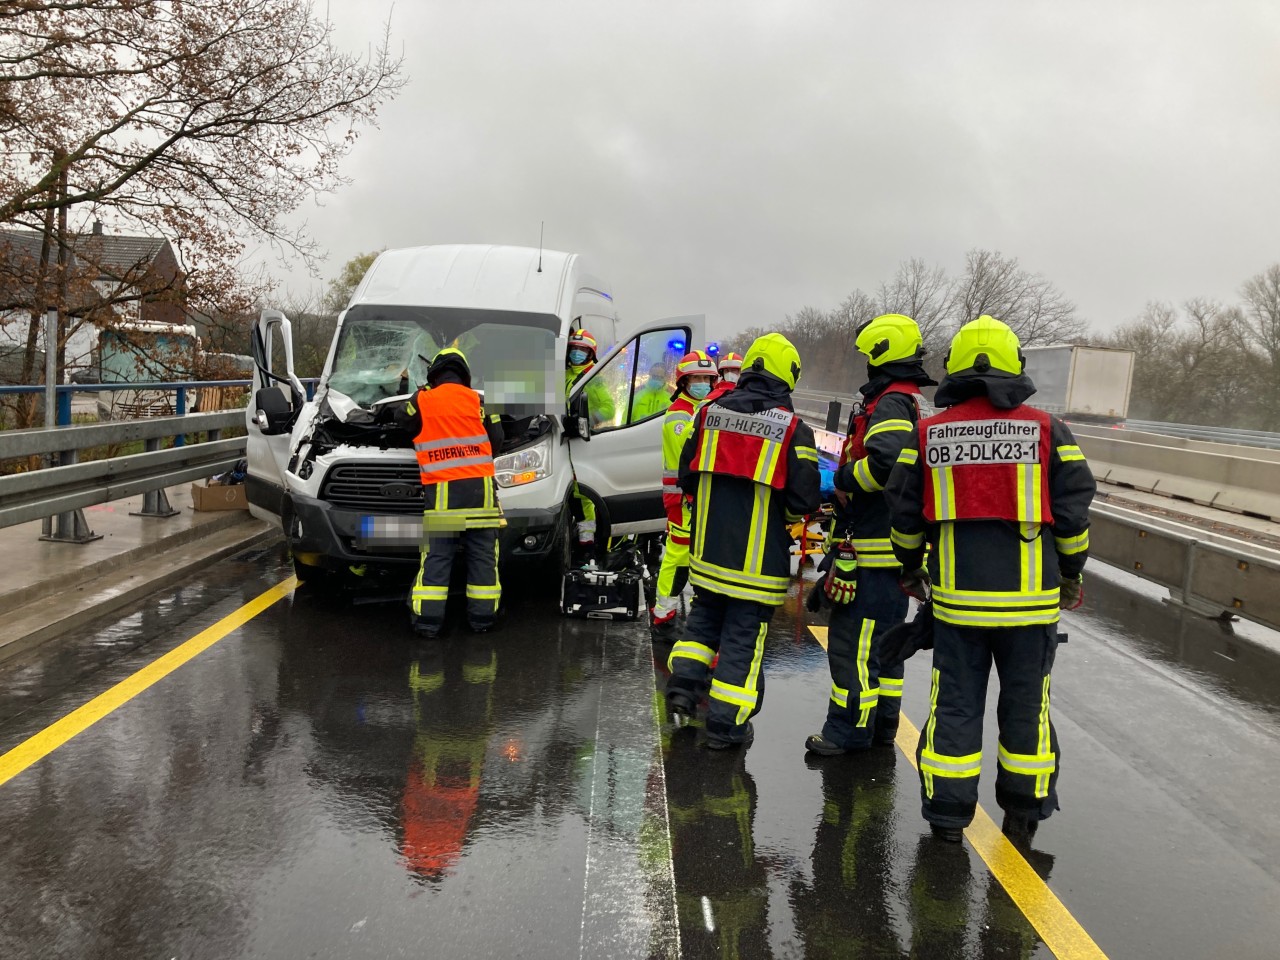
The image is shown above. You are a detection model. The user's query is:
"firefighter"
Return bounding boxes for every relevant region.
[666,333,822,748]
[885,315,1095,842]
[402,348,506,637]
[805,314,936,756]
[651,350,719,636]
[565,327,615,549]
[702,351,743,406]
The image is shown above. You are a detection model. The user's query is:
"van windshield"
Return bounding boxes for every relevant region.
[327,305,561,415]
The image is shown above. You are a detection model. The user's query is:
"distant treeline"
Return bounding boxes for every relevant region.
[726,252,1280,432]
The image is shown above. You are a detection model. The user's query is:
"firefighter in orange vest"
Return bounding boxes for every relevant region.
[885,316,1095,843]
[401,348,506,638]
[805,314,935,756]
[666,333,821,748]
[651,349,718,636]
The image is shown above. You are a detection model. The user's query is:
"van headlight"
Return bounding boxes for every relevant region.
[494,435,552,488]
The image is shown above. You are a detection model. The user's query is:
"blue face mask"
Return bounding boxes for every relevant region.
[647,376,665,389]
[568,349,589,366]
[688,381,712,400]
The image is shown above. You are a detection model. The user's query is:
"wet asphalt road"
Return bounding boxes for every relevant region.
[1,543,1280,959]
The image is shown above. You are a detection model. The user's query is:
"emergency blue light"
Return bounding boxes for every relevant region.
[669,338,685,352]
[707,342,720,356]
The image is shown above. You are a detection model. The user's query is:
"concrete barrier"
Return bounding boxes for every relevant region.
[1076,433,1280,521]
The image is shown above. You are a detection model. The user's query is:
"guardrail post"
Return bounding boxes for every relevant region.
[129,437,180,518]
[39,448,102,544]
[174,387,186,447]
[825,400,842,433]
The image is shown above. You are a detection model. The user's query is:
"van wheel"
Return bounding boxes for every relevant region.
[292,557,343,594]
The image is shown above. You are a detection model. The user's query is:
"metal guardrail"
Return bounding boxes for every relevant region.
[0,409,245,535]
[1121,419,1280,451]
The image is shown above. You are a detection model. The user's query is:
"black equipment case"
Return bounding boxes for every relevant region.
[560,566,645,620]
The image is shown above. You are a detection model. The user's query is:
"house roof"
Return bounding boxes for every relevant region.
[0,228,168,279]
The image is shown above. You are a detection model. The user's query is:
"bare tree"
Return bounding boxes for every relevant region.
[0,0,403,419]
[950,249,1085,346]
[876,258,953,351]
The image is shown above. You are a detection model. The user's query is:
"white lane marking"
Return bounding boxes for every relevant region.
[577,629,608,960]
[701,895,716,933]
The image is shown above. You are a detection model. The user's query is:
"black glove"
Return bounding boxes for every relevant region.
[806,573,827,612]
[824,540,858,605]
[877,602,935,667]
[899,567,932,602]
[1060,575,1084,610]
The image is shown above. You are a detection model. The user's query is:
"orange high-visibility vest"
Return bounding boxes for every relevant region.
[412,383,495,485]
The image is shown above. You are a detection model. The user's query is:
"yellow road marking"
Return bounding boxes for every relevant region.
[0,576,297,789]
[807,622,1108,960]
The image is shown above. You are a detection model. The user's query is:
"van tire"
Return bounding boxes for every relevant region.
[293,557,343,594]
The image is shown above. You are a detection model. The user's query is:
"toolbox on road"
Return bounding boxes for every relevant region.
[560,566,645,620]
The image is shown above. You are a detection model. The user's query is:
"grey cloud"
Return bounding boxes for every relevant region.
[272,1,1280,342]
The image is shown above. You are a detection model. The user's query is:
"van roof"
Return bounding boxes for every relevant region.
[350,244,578,316]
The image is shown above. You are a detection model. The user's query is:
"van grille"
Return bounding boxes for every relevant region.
[320,462,424,514]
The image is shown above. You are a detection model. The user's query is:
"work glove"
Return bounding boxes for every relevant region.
[1060,575,1084,610]
[878,602,935,667]
[824,540,858,605]
[899,567,932,603]
[806,573,828,612]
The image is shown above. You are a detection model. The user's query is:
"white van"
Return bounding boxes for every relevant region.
[245,243,703,586]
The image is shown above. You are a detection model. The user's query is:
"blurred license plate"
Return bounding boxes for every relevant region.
[356,515,421,548]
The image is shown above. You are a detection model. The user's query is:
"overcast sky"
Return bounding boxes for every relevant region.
[266,1,1280,341]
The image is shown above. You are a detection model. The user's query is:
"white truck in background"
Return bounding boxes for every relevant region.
[1023,344,1135,423]
[244,243,702,588]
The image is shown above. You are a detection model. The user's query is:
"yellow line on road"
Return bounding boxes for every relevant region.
[807,623,1108,960]
[0,576,297,790]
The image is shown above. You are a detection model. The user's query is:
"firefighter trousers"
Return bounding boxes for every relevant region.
[653,504,691,619]
[917,621,1060,828]
[820,567,909,749]
[410,526,501,631]
[667,589,774,743]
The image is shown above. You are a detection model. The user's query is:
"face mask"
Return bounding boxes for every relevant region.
[647,376,665,388]
[722,372,739,384]
[568,349,588,366]
[688,382,712,400]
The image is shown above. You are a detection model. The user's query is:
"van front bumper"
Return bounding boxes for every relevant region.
[284,493,566,570]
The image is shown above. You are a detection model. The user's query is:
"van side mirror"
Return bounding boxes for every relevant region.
[562,391,591,441]
[254,387,294,435]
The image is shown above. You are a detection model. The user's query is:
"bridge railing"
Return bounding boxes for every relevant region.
[0,379,314,542]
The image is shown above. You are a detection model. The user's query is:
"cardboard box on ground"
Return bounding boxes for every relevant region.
[191,479,249,511]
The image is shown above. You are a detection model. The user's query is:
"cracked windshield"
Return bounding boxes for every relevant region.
[327,305,561,415]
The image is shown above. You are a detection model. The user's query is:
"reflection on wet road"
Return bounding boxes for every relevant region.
[2,545,1280,958]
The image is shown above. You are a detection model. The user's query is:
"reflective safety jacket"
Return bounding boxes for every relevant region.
[566,363,617,426]
[886,394,1095,627]
[632,382,672,421]
[406,383,503,530]
[678,373,822,606]
[833,382,922,569]
[662,393,696,522]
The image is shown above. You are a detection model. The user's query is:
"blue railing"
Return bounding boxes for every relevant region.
[0,379,317,431]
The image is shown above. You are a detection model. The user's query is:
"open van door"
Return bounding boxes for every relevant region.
[245,308,306,523]
[566,315,704,536]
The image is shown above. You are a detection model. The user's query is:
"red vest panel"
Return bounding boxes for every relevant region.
[689,402,798,490]
[919,397,1053,524]
[839,381,923,468]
